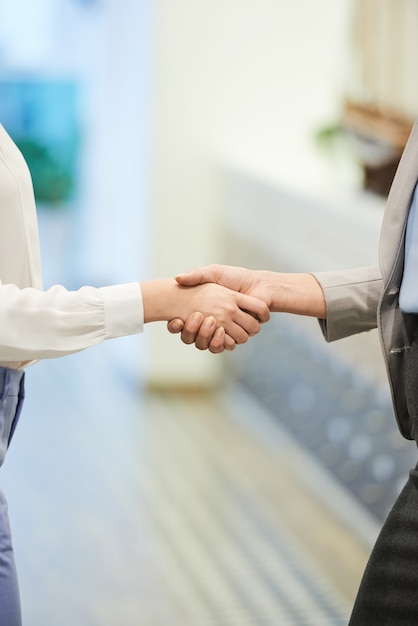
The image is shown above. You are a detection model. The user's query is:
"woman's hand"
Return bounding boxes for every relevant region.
[168,313,236,353]
[167,265,271,351]
[141,277,270,353]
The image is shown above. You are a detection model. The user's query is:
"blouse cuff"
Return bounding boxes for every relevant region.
[100,282,144,339]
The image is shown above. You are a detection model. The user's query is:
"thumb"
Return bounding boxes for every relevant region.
[175,268,207,286]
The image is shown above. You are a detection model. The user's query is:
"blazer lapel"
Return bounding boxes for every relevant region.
[379,118,418,282]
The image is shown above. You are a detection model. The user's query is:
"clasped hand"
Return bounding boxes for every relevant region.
[167,264,270,353]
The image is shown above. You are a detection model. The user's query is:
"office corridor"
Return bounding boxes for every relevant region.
[0,193,407,623]
[0,339,379,626]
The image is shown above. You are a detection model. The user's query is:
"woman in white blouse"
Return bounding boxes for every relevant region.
[0,124,270,625]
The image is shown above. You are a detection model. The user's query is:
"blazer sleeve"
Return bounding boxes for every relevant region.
[0,281,144,367]
[311,265,383,342]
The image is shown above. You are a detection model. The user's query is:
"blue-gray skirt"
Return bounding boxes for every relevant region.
[0,367,25,467]
[0,366,25,626]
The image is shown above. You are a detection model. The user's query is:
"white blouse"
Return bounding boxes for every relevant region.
[0,124,143,369]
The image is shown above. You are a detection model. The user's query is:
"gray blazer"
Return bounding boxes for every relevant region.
[314,118,418,440]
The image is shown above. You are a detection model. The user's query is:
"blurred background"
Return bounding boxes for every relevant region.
[1,0,418,624]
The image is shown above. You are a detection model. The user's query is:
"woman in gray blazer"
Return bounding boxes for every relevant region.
[171,119,418,624]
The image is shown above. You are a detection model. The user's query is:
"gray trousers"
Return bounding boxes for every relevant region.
[349,333,418,624]
[0,367,25,626]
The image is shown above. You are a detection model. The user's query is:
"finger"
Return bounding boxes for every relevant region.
[208,327,226,354]
[195,316,217,350]
[167,318,184,334]
[180,312,204,345]
[224,321,250,345]
[223,333,236,351]
[237,294,270,323]
[232,309,261,337]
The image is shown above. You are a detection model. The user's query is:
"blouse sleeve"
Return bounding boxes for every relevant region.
[0,281,143,368]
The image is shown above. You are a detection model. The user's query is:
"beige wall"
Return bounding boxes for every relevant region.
[350,0,418,117]
[146,0,354,386]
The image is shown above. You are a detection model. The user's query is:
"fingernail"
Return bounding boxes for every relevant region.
[170,319,183,331]
[202,316,216,330]
[189,312,203,327]
[214,326,224,338]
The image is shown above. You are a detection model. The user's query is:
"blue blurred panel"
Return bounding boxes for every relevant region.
[0,78,80,207]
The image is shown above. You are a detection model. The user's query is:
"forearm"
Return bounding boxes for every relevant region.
[255,270,327,318]
[171,263,382,350]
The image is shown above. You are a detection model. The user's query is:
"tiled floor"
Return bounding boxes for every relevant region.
[0,340,375,625]
[228,314,418,523]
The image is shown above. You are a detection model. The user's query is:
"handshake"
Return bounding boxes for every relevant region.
[141,264,326,353]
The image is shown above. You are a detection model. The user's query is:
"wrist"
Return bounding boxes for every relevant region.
[258,271,326,318]
[140,278,177,323]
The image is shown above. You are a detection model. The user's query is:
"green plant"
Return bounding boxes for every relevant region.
[16,138,76,206]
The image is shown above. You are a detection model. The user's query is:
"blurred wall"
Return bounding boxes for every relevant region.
[0,0,359,387]
[146,0,354,386]
[349,0,418,117]
[0,0,151,286]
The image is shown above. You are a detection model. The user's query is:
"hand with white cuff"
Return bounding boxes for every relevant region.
[140,276,270,353]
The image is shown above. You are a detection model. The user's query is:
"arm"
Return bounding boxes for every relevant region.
[175,265,327,316]
[0,281,143,366]
[168,265,325,348]
[0,127,268,361]
[168,264,383,348]
[0,276,269,366]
